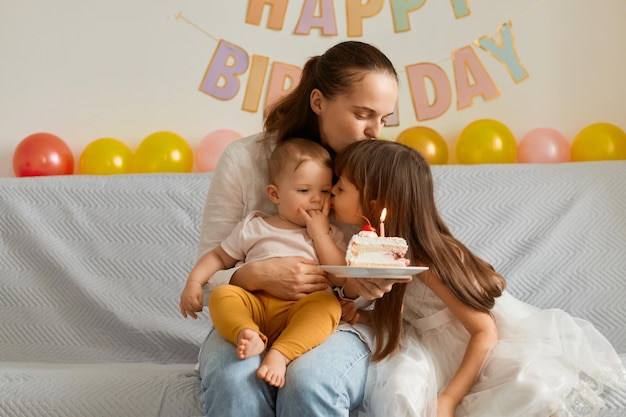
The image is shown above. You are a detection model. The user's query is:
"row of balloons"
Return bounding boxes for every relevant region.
[12,129,243,177]
[11,120,626,177]
[397,120,626,165]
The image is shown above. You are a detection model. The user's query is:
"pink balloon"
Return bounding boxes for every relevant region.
[13,132,74,177]
[196,129,243,172]
[517,128,571,163]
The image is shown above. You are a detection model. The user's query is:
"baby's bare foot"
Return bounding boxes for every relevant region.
[257,348,291,388]
[237,329,265,360]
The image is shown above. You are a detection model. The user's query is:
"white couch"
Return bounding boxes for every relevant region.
[1,161,625,416]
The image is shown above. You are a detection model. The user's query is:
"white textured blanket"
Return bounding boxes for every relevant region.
[1,161,624,416]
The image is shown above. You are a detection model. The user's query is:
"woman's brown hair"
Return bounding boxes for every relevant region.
[335,140,506,361]
[263,41,397,147]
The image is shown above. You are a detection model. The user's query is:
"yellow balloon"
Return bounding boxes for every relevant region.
[79,138,133,175]
[133,131,193,173]
[456,119,517,164]
[396,126,449,165]
[571,122,626,162]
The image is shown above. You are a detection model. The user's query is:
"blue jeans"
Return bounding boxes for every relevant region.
[198,327,370,417]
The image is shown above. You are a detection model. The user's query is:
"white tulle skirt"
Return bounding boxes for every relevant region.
[359,292,626,417]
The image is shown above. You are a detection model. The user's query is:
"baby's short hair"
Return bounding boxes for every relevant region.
[268,138,332,184]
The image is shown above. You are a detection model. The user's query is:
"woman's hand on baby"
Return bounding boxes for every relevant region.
[233,257,329,301]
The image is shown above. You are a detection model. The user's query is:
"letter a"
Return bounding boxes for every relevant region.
[295,0,338,35]
[452,46,500,109]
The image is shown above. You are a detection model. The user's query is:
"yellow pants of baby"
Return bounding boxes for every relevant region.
[209,284,341,361]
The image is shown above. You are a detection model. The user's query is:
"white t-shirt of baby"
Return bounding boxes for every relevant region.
[221,211,346,265]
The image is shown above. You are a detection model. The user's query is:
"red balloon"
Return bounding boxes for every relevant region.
[13,132,74,177]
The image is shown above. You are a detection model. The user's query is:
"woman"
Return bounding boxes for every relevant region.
[194,41,403,417]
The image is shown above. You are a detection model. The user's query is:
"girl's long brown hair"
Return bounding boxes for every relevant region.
[263,41,397,147]
[335,140,506,361]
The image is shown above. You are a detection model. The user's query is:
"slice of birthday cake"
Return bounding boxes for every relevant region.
[345,230,408,267]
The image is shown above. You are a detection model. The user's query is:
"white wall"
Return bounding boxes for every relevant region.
[1,0,625,176]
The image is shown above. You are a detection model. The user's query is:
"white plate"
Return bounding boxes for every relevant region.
[319,265,428,279]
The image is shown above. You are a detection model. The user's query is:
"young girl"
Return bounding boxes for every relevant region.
[332,139,626,417]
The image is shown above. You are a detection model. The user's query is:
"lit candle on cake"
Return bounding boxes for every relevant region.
[379,208,387,237]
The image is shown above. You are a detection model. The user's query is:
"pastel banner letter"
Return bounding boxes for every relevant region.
[242,55,270,112]
[390,0,426,33]
[246,0,289,30]
[475,21,529,83]
[295,0,338,35]
[450,0,470,18]
[200,40,249,100]
[347,0,384,37]
[406,62,452,121]
[264,63,302,111]
[452,46,500,109]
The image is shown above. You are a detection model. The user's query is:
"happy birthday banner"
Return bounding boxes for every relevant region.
[177,0,538,126]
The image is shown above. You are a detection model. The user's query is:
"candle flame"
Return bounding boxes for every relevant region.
[380,208,387,222]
